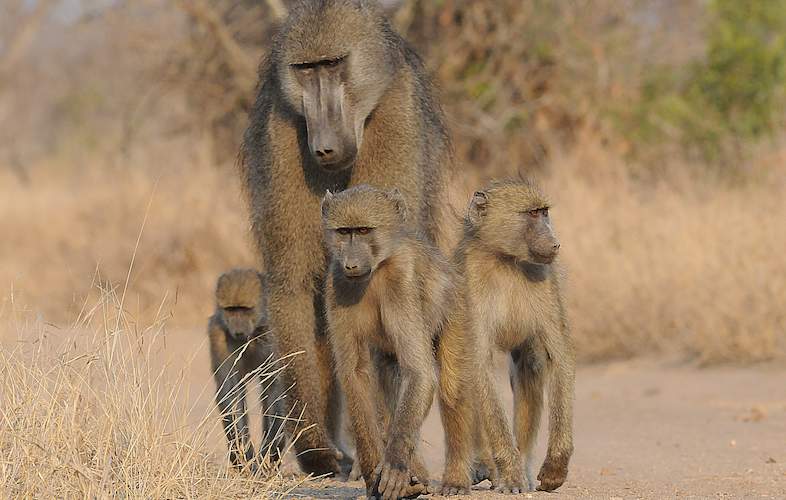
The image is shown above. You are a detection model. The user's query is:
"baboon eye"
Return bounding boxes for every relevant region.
[323,56,346,68]
[356,227,371,235]
[225,306,252,312]
[540,208,549,217]
[527,209,540,217]
[337,227,351,235]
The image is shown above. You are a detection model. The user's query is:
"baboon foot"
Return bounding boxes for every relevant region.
[438,481,469,496]
[297,448,340,477]
[536,455,569,492]
[334,448,355,479]
[348,459,363,481]
[492,478,524,495]
[439,465,471,496]
[470,459,496,486]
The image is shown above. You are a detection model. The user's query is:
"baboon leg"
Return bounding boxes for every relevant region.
[215,369,255,469]
[317,333,353,476]
[510,339,546,491]
[537,325,575,492]
[267,286,339,476]
[436,317,473,496]
[475,335,523,493]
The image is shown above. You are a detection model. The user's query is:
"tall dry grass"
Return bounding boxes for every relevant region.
[0,279,302,497]
[2,136,785,363]
[545,137,786,363]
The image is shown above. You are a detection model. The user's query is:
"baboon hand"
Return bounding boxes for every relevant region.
[536,455,569,491]
[369,463,428,499]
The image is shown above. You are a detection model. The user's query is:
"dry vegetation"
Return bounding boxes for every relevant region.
[1,0,785,495]
[0,286,303,497]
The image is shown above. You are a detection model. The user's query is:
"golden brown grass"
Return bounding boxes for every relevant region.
[1,139,784,364]
[546,139,786,363]
[0,276,303,497]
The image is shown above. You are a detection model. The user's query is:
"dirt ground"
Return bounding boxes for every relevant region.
[167,331,786,500]
[286,360,786,500]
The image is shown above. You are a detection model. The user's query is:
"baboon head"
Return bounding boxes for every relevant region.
[275,1,398,171]
[321,184,407,280]
[215,268,265,340]
[467,179,560,265]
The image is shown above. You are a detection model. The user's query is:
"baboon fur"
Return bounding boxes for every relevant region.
[321,185,474,499]
[208,268,286,471]
[239,0,449,476]
[459,180,575,493]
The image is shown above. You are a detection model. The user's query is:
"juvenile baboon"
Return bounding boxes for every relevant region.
[208,268,287,470]
[459,180,575,493]
[321,185,473,499]
[239,0,449,476]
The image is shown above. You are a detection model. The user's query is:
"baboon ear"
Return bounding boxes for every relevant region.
[321,190,334,218]
[468,191,489,226]
[388,188,408,222]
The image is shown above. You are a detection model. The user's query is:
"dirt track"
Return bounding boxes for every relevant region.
[287,360,786,499]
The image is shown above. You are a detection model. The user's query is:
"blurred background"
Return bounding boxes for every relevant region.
[3,0,785,363]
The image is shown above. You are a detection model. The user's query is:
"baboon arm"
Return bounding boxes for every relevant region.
[331,332,384,487]
[383,312,436,469]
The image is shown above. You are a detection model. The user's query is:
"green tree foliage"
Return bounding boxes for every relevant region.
[628,0,786,162]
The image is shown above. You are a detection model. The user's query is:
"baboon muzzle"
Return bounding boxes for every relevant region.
[302,73,358,171]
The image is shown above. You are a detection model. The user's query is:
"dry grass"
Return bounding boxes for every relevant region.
[545,138,786,364]
[0,280,303,497]
[1,138,785,366]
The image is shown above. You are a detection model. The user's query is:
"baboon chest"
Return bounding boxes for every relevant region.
[477,267,553,351]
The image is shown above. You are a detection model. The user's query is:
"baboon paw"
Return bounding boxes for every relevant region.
[493,480,524,495]
[470,460,495,485]
[335,449,356,480]
[437,483,469,496]
[298,449,340,477]
[370,463,428,500]
[348,460,363,481]
[536,458,568,492]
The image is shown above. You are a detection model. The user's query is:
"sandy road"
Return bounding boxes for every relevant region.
[289,360,786,499]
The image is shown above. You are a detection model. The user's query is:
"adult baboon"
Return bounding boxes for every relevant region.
[459,180,575,493]
[321,185,475,499]
[208,268,287,470]
[239,0,449,476]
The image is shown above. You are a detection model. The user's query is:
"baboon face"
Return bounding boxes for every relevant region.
[277,1,396,171]
[216,269,264,340]
[321,185,406,280]
[468,181,560,265]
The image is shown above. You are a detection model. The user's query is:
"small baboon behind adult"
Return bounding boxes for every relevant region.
[208,268,287,471]
[239,0,449,476]
[321,185,475,499]
[458,180,575,493]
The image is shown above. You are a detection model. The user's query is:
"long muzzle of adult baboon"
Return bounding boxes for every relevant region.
[302,70,358,171]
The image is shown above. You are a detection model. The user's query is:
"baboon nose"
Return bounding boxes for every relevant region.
[315,148,336,161]
[344,263,357,271]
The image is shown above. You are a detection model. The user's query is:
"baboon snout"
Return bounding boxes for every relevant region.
[309,130,357,170]
[529,237,560,264]
[342,258,370,279]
